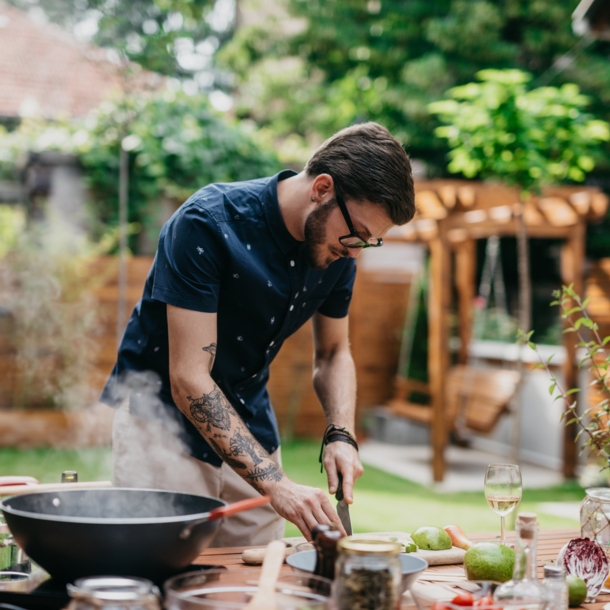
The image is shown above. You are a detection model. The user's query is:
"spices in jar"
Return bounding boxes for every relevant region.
[333,537,402,610]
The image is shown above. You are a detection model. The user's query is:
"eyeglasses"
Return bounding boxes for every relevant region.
[334,182,383,249]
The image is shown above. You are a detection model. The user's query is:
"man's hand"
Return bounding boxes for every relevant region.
[322,441,363,504]
[267,479,346,540]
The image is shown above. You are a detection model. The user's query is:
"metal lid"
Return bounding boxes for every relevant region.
[61,471,78,483]
[544,564,566,578]
[338,537,402,556]
[68,576,159,602]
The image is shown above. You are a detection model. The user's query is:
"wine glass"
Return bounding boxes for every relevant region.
[484,463,522,545]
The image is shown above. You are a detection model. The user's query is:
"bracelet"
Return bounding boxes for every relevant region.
[319,424,359,473]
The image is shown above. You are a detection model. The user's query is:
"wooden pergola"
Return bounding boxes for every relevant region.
[386,180,609,482]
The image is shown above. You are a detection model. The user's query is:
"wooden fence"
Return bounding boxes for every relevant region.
[0,256,412,439]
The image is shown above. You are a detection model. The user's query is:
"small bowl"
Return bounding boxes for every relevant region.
[409,580,505,609]
[286,549,428,593]
[164,569,331,609]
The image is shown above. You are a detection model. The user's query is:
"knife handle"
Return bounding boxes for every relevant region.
[336,472,344,502]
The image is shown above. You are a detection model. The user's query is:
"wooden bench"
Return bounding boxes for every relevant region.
[386,365,521,434]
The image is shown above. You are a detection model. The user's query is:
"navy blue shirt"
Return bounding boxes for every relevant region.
[101,170,357,466]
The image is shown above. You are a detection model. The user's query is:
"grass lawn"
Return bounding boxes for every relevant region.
[0,441,584,539]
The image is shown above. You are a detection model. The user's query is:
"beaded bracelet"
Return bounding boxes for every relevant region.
[319,424,359,473]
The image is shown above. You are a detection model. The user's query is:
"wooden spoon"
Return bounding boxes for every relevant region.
[246,539,286,609]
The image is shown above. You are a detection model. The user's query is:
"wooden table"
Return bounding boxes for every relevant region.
[195,529,610,609]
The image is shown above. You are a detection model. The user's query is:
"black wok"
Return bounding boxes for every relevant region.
[0,488,269,583]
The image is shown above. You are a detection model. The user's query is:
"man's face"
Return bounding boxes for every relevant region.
[303,197,393,270]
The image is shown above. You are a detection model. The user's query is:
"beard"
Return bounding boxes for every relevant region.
[303,198,346,269]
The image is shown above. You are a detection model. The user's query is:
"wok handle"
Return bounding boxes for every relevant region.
[179,496,271,540]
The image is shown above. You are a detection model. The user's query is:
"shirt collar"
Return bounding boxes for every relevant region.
[262,170,300,254]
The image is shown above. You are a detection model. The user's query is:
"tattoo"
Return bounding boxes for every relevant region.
[208,437,247,469]
[250,482,265,495]
[230,427,264,466]
[202,342,217,370]
[245,463,284,484]
[187,386,231,431]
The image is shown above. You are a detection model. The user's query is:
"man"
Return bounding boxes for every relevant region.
[101,121,415,546]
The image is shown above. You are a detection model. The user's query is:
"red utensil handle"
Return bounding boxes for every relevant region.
[207,496,271,521]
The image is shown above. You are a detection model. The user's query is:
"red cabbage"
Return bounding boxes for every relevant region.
[557,537,609,598]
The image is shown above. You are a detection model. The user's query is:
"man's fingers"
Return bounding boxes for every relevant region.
[291,514,314,541]
[319,494,346,535]
[324,458,338,495]
[341,471,355,504]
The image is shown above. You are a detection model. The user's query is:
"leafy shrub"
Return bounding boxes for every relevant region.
[0,89,281,251]
[0,208,113,410]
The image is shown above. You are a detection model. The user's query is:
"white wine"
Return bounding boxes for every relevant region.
[486,495,521,516]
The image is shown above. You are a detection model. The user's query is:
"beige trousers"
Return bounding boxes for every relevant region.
[112,402,285,547]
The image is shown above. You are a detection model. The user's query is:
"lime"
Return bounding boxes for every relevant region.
[464,542,515,583]
[566,575,587,607]
[411,526,452,550]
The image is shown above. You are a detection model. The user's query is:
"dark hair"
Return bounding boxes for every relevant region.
[304,122,415,225]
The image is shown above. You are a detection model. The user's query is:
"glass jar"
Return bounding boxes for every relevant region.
[580,487,610,558]
[67,576,161,610]
[542,564,568,610]
[333,537,402,610]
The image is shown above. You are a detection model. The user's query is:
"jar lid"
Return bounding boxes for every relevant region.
[544,564,566,578]
[68,576,159,603]
[586,488,610,501]
[338,537,402,556]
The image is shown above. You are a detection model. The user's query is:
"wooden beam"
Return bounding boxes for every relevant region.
[428,219,451,482]
[454,239,476,366]
[560,219,586,479]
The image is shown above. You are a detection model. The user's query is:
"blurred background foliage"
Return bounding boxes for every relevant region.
[0,91,280,251]
[3,0,610,255]
[428,69,610,192]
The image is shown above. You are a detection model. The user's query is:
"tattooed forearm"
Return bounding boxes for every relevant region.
[187,386,231,431]
[245,463,285,484]
[201,342,217,370]
[230,427,264,466]
[180,382,286,493]
[208,437,247,469]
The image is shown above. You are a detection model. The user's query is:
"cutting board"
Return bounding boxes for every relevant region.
[244,531,466,566]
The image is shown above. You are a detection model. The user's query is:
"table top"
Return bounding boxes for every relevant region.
[196,529,610,609]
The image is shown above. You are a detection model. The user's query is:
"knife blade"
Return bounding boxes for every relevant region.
[335,472,353,535]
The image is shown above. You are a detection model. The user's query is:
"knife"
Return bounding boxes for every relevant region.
[335,472,353,535]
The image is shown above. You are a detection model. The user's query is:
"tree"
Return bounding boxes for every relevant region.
[428,69,610,194]
[428,68,609,333]
[219,0,610,178]
[5,0,234,87]
[0,90,281,252]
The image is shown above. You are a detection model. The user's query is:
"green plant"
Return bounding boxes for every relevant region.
[0,90,280,251]
[428,69,610,194]
[0,211,116,410]
[518,284,610,457]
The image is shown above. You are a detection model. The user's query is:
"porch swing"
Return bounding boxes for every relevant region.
[387,236,521,436]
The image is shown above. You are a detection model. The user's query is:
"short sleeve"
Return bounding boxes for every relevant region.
[316,259,357,318]
[151,205,224,312]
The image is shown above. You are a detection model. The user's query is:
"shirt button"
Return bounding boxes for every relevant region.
[290,260,295,267]
[252,374,257,378]
[302,302,306,307]
[289,305,294,311]
[269,341,274,346]
[240,398,245,404]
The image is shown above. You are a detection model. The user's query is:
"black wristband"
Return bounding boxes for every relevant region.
[319,425,359,473]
